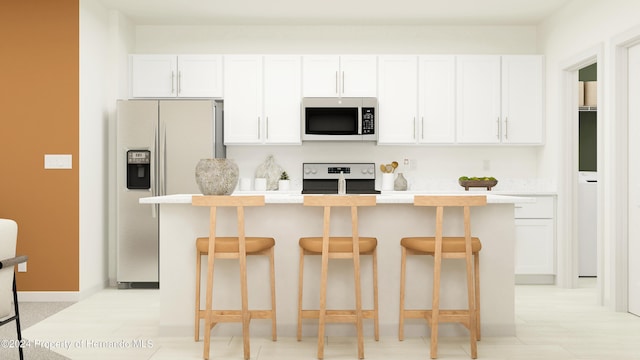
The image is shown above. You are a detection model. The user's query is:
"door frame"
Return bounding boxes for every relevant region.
[611,25,640,312]
[558,45,604,303]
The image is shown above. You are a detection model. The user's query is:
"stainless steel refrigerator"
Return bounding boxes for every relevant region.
[116,99,224,288]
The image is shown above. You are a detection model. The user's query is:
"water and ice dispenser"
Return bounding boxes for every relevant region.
[126,150,151,190]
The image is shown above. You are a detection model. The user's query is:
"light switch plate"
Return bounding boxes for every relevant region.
[18,262,27,272]
[44,154,72,169]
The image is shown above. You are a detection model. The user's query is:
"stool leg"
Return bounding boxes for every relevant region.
[240,251,251,360]
[195,251,202,342]
[353,251,364,359]
[430,250,442,359]
[203,247,216,360]
[475,252,481,341]
[398,246,407,341]
[465,249,477,359]
[372,247,379,342]
[269,246,277,341]
[297,246,304,341]
[317,249,329,359]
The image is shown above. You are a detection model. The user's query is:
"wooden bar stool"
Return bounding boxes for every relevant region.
[192,195,277,360]
[398,195,486,359]
[297,195,379,359]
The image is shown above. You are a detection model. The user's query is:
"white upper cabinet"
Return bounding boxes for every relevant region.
[418,56,456,143]
[263,55,302,144]
[456,55,502,144]
[377,56,419,144]
[501,55,544,144]
[456,55,544,144]
[224,55,301,145]
[302,55,377,97]
[130,54,223,98]
[223,55,262,144]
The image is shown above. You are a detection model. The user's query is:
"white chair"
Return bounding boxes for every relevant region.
[0,219,27,360]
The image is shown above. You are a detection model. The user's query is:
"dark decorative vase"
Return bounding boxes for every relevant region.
[195,158,239,195]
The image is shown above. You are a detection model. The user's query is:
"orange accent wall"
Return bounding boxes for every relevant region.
[0,0,79,291]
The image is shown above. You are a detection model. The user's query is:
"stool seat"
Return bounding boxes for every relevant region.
[400,237,482,253]
[196,237,275,254]
[299,236,377,253]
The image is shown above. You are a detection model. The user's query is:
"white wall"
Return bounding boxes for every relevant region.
[537,0,640,309]
[79,0,111,295]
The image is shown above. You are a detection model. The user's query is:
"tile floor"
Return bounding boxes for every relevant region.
[22,279,640,360]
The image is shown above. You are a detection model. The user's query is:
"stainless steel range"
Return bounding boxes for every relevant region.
[302,163,380,194]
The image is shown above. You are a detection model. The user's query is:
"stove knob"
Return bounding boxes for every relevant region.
[367,166,374,174]
[361,168,368,174]
[311,169,317,174]
[304,168,312,175]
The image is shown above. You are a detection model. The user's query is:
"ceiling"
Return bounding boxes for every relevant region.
[98,0,572,26]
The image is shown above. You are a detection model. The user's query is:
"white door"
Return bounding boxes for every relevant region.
[340,55,378,97]
[263,55,302,144]
[177,55,223,98]
[418,55,456,143]
[223,55,262,144]
[628,44,640,316]
[501,55,544,144]
[130,55,177,98]
[456,55,501,144]
[377,56,418,144]
[302,55,340,97]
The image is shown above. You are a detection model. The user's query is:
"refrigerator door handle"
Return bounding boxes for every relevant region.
[161,120,168,196]
[151,121,158,218]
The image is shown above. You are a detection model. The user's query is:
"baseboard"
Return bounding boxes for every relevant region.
[515,274,556,285]
[17,291,81,302]
[17,280,111,302]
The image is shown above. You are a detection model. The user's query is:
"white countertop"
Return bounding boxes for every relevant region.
[139,191,535,205]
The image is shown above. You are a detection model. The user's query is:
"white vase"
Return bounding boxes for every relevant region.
[194,158,239,195]
[382,173,394,191]
[278,180,290,191]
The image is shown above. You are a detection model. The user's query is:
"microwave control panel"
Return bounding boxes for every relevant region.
[362,108,375,134]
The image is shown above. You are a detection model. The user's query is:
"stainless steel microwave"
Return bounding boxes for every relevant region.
[301,97,377,141]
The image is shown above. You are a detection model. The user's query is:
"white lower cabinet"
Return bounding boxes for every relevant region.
[514,196,556,284]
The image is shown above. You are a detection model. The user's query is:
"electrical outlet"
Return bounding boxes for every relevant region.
[483,160,491,171]
[44,154,72,169]
[18,261,27,272]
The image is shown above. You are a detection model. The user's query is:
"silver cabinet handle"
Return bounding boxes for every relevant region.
[421,117,425,140]
[496,117,500,139]
[266,117,269,140]
[504,117,509,140]
[335,71,338,95]
[171,71,175,94]
[257,116,261,139]
[342,71,345,94]
[413,117,417,140]
[177,71,182,95]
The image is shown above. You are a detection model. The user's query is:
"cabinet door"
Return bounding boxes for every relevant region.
[223,55,262,144]
[419,56,456,143]
[456,55,501,144]
[340,55,377,97]
[514,219,555,274]
[377,56,418,144]
[302,55,340,97]
[130,55,177,98]
[263,55,302,144]
[501,55,544,144]
[177,55,223,98]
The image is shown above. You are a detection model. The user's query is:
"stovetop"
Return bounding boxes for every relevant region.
[302,163,380,194]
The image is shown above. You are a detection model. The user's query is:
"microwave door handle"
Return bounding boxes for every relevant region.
[358,107,362,135]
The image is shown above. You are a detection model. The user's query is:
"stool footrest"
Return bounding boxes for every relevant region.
[403,309,473,327]
[198,309,275,322]
[301,309,376,323]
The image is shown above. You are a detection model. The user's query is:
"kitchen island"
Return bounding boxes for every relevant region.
[140,192,531,339]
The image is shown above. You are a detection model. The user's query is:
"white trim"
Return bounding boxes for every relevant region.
[558,44,603,299]
[610,24,640,312]
[17,291,80,302]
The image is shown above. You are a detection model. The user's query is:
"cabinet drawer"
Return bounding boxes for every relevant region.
[514,196,554,218]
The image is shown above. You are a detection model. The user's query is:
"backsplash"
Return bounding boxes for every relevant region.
[226,143,550,192]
